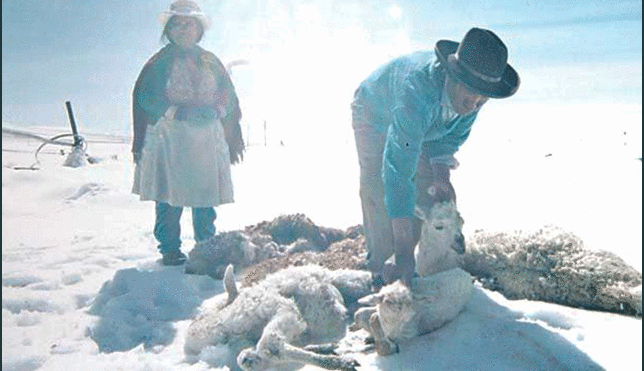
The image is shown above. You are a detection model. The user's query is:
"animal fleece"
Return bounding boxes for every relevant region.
[184,264,372,370]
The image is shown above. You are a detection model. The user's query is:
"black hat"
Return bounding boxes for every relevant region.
[435,28,520,98]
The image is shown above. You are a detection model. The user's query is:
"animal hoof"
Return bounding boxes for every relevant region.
[337,356,360,371]
[304,343,338,355]
[237,349,267,371]
[374,339,399,356]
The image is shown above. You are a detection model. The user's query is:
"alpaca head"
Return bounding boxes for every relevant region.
[358,281,416,324]
[378,280,417,324]
[415,200,465,255]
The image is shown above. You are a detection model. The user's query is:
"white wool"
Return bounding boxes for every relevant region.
[379,268,474,341]
[414,201,463,277]
[354,201,472,355]
[184,265,371,370]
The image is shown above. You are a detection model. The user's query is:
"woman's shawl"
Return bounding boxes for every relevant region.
[132,44,244,164]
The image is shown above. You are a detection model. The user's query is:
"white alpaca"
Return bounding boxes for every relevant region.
[184,264,372,371]
[462,225,642,316]
[353,268,473,355]
[414,200,465,276]
[353,200,473,356]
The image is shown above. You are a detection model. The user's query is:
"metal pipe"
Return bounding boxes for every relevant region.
[65,101,82,147]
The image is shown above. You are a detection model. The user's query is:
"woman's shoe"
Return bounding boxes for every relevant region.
[162,250,187,266]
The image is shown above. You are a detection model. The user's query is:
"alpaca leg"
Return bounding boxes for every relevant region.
[237,310,359,371]
[280,340,359,371]
[369,312,398,356]
[303,342,338,354]
[238,331,359,371]
[350,306,377,332]
[236,305,305,370]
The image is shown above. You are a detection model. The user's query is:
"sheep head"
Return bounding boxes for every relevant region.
[415,200,465,254]
[414,200,465,277]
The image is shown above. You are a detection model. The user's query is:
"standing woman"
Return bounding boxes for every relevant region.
[132,0,244,266]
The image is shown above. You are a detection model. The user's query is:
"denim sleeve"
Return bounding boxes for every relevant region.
[423,112,477,165]
[382,81,427,219]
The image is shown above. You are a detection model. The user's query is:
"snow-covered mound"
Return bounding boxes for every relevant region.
[87,266,221,352]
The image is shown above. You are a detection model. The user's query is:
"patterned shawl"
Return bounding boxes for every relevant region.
[132,44,244,164]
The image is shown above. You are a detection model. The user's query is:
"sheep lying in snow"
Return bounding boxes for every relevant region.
[462,225,642,316]
[352,200,474,356]
[184,264,373,371]
[184,230,280,279]
[353,268,474,355]
[184,214,356,279]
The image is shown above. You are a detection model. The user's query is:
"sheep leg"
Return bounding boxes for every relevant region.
[237,312,359,371]
[303,342,338,354]
[369,312,399,356]
[350,306,378,332]
[281,341,359,371]
[238,331,359,371]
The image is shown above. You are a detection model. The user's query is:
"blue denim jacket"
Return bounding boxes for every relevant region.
[353,51,478,218]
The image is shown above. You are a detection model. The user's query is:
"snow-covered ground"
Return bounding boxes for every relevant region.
[2,112,641,370]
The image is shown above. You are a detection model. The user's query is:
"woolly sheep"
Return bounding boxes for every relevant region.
[462,225,642,316]
[352,200,474,356]
[184,214,354,279]
[353,268,473,355]
[184,264,373,371]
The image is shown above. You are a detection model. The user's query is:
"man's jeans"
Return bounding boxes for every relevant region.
[154,202,216,254]
[351,102,436,274]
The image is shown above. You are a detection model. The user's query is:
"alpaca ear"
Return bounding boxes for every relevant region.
[359,292,384,306]
[458,211,465,226]
[414,205,428,220]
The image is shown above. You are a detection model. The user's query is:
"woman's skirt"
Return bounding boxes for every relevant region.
[132,107,234,207]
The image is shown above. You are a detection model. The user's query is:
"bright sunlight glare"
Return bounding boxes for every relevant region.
[388,4,402,20]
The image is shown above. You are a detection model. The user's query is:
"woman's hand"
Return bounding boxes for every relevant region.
[174,105,217,121]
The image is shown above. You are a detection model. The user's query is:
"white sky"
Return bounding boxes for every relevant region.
[2,0,641,137]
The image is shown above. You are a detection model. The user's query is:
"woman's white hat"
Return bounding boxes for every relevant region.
[158,0,211,30]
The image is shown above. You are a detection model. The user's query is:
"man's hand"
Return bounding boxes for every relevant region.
[429,163,456,203]
[391,217,416,287]
[174,105,190,121]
